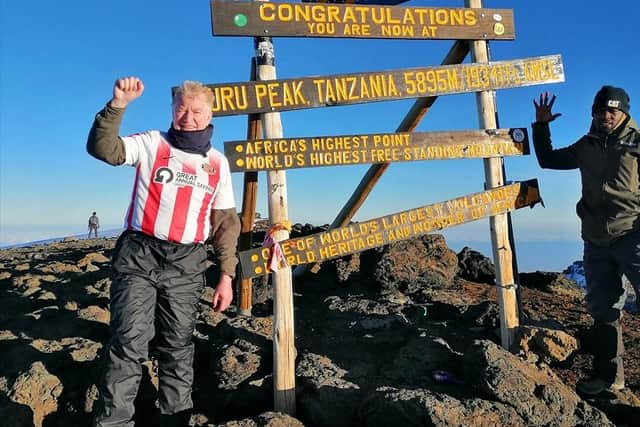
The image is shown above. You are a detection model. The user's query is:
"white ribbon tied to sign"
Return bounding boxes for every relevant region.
[263,233,288,272]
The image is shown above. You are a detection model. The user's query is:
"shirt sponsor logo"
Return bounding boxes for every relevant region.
[154,167,174,184]
[154,167,215,193]
[175,171,198,187]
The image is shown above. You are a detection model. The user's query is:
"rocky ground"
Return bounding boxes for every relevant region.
[1,228,640,426]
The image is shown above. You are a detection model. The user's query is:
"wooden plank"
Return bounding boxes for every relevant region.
[236,57,261,317]
[225,128,529,172]
[240,180,541,279]
[211,0,514,40]
[200,55,564,116]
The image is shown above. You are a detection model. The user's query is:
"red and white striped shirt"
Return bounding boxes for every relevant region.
[121,131,235,244]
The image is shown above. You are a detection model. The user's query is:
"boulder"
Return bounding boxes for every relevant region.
[380,336,463,386]
[77,305,110,325]
[216,411,305,427]
[519,272,584,300]
[362,234,458,291]
[297,352,360,427]
[8,362,63,427]
[77,252,110,268]
[457,246,495,284]
[514,326,579,364]
[464,340,613,426]
[359,387,525,427]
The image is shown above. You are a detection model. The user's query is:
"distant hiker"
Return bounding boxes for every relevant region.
[532,86,639,396]
[87,76,240,426]
[88,212,99,238]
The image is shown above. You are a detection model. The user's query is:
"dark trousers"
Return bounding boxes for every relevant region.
[93,231,207,427]
[583,230,640,382]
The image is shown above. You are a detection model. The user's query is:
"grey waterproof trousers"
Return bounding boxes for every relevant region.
[584,230,640,383]
[93,231,207,427]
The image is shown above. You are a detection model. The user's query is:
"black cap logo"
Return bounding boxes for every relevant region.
[154,167,174,184]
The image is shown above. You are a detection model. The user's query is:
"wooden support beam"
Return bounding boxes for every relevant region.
[256,36,296,415]
[236,57,261,317]
[466,0,518,350]
[294,39,469,276]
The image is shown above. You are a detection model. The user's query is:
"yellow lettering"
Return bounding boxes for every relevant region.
[259,3,275,21]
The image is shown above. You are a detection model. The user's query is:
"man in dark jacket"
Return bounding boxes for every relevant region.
[532,86,640,396]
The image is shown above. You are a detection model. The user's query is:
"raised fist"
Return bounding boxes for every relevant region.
[110,76,145,108]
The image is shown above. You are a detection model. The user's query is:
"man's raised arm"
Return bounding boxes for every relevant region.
[87,77,144,165]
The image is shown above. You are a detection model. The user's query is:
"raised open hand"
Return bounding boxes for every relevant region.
[533,92,562,123]
[110,76,145,109]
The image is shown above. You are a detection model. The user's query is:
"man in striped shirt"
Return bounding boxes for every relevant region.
[88,77,240,426]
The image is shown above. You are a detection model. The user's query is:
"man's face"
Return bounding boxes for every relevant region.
[593,107,626,133]
[172,93,213,131]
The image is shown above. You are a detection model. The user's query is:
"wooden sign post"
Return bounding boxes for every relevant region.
[466,0,517,349]
[236,56,262,317]
[255,36,296,415]
[206,1,565,415]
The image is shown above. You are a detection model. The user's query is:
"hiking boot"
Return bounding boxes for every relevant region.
[576,376,625,396]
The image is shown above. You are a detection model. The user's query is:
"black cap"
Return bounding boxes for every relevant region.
[592,85,630,115]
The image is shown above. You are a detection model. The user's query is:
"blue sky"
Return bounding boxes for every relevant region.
[1,0,638,270]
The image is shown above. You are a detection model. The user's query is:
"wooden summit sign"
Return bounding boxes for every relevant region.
[238,180,541,278]
[225,128,530,172]
[200,55,564,116]
[210,0,514,40]
[301,0,409,5]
